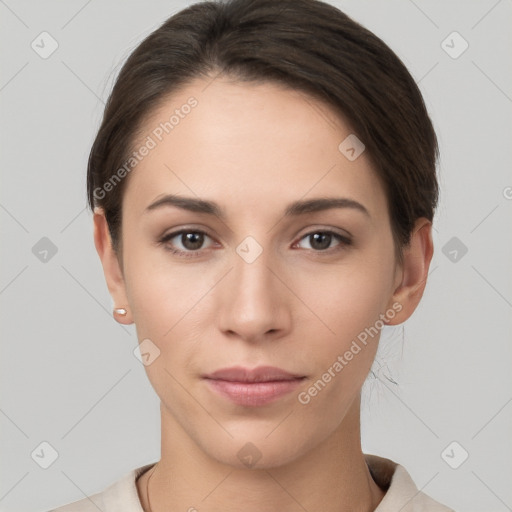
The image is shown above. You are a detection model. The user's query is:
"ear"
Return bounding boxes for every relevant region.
[93,208,133,325]
[386,218,434,325]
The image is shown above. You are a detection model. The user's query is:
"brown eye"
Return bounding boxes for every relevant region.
[309,232,332,250]
[180,232,205,250]
[159,230,215,257]
[296,231,352,252]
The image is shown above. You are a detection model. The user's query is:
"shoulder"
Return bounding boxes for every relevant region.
[365,454,455,512]
[48,463,156,512]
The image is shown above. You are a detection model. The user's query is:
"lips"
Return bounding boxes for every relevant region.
[203,366,306,406]
[203,365,305,383]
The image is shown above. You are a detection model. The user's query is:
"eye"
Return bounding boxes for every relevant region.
[159,229,216,257]
[295,230,352,252]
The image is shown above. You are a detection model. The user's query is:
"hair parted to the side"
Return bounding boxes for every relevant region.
[87,0,439,262]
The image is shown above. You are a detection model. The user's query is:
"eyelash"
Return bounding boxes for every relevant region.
[157,229,352,259]
[158,230,216,259]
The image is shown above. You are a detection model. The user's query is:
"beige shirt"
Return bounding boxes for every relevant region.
[49,454,454,511]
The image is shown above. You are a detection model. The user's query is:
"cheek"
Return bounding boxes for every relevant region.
[127,271,206,345]
[292,249,395,383]
[294,276,387,419]
[124,262,205,405]
[122,246,215,378]
[299,259,394,339]
[122,237,199,330]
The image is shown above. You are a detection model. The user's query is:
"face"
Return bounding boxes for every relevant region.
[99,77,411,469]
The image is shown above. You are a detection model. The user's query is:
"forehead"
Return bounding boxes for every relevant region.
[122,77,387,220]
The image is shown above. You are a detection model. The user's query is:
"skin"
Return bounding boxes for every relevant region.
[94,76,433,512]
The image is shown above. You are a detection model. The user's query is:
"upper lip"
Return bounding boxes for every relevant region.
[203,366,305,383]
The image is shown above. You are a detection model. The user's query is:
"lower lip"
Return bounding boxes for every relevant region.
[205,378,304,406]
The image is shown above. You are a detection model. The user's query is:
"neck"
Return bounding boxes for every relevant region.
[137,398,384,512]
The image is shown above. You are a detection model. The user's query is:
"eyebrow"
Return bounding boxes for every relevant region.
[144,194,370,219]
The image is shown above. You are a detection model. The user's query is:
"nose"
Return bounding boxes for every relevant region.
[216,247,292,343]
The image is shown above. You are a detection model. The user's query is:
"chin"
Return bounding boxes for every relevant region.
[198,428,316,471]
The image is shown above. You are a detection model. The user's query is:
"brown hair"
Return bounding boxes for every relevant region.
[87,0,438,261]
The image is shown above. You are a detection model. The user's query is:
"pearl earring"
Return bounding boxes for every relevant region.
[114,308,127,316]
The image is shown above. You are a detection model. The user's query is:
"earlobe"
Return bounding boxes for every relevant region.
[386,218,434,326]
[93,208,133,325]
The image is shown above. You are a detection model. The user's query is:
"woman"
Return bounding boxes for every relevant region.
[51,0,452,510]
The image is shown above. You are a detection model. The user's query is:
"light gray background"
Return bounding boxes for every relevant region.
[1,1,511,511]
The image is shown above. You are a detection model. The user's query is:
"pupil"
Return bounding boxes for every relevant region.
[183,232,204,250]
[311,233,331,250]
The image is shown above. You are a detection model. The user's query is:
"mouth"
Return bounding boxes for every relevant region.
[202,366,306,406]
[203,365,306,382]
